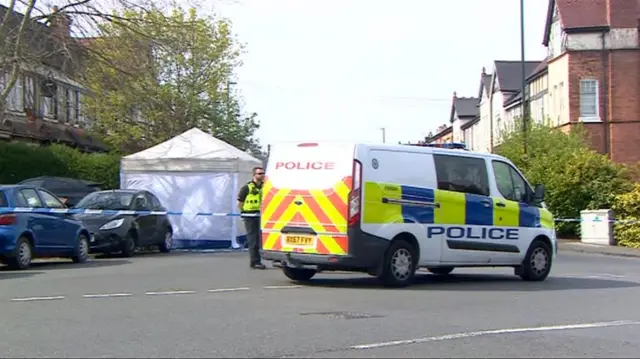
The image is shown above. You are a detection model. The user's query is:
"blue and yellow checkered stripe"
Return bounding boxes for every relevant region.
[362,182,553,228]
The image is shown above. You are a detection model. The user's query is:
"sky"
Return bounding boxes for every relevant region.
[208,0,550,147]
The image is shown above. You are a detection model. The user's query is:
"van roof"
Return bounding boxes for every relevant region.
[268,141,511,162]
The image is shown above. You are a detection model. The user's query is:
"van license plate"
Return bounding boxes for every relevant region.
[283,235,315,247]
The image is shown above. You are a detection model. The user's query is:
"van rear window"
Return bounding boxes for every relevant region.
[267,144,354,190]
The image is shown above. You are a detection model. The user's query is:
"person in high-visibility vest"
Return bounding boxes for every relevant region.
[237,166,266,269]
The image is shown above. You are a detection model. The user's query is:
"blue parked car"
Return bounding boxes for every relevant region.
[0,185,91,270]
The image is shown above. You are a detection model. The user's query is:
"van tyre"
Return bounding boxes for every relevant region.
[282,267,316,281]
[8,237,33,270]
[518,239,552,281]
[379,239,417,287]
[72,234,90,263]
[427,266,454,275]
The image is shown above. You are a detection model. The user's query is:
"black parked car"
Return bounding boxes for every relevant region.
[18,176,101,207]
[73,189,173,257]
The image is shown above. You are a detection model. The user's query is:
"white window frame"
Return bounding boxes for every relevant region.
[579,78,600,122]
[550,20,562,58]
[6,74,24,113]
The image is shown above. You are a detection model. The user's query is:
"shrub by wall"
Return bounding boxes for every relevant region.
[0,142,120,189]
[612,183,640,248]
[495,120,633,238]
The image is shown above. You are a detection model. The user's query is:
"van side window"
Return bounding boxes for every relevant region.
[433,154,490,196]
[492,160,529,202]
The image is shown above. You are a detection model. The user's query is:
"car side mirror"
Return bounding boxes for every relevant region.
[532,184,545,203]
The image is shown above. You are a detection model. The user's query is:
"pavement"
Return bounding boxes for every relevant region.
[558,239,640,258]
[1,248,640,358]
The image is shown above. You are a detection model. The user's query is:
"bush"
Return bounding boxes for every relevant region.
[612,183,640,248]
[495,120,633,237]
[0,142,120,189]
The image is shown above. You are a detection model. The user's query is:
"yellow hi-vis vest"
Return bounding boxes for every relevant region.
[242,182,262,212]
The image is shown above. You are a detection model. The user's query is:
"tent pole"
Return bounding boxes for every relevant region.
[230,172,239,249]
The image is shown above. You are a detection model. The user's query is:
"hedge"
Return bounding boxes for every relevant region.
[612,183,640,248]
[495,120,634,239]
[0,142,120,189]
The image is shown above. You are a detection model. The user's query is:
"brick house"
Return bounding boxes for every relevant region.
[0,5,107,152]
[542,0,640,165]
[429,0,640,166]
[505,0,640,165]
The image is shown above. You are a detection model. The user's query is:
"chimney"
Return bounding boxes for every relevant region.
[482,66,486,75]
[50,6,72,40]
[453,91,457,98]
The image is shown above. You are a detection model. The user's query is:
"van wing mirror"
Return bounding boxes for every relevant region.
[532,184,545,203]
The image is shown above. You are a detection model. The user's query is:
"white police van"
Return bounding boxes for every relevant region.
[260,142,556,287]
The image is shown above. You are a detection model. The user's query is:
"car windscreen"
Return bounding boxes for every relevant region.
[75,192,134,210]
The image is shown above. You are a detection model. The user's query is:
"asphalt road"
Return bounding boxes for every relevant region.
[1,250,640,358]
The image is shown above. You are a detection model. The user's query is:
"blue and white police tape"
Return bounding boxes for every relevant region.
[0,207,260,217]
[0,207,638,224]
[554,218,640,224]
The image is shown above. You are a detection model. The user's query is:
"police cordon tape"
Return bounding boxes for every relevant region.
[0,207,259,218]
[0,207,638,224]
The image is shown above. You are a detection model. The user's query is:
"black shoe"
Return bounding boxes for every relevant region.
[251,263,266,270]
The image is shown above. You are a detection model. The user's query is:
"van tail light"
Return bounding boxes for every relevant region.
[0,214,16,225]
[348,160,362,227]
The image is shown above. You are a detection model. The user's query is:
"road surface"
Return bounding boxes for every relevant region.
[1,250,639,358]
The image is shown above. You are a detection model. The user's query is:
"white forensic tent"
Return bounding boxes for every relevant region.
[120,127,263,250]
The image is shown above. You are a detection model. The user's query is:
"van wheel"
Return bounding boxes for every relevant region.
[282,267,316,281]
[427,266,454,275]
[379,240,417,287]
[518,240,552,281]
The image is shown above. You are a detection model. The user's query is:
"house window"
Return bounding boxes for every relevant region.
[75,90,81,123]
[23,75,35,110]
[41,80,57,118]
[550,20,562,57]
[6,74,24,112]
[66,88,73,122]
[579,79,599,121]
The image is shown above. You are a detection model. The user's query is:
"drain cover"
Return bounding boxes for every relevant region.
[300,311,383,320]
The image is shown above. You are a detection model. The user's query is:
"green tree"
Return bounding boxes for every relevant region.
[495,118,633,237]
[83,7,260,154]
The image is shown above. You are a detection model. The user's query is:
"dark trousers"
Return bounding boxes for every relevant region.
[243,216,261,265]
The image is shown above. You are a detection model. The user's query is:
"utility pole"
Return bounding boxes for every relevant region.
[380,127,386,143]
[520,0,527,155]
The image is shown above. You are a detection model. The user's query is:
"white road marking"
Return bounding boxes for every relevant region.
[82,293,133,298]
[208,287,250,293]
[263,285,302,290]
[558,273,629,280]
[10,296,65,302]
[350,320,640,350]
[145,290,196,296]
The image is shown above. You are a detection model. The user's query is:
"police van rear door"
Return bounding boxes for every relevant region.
[261,142,354,256]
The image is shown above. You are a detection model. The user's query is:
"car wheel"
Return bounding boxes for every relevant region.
[8,237,33,270]
[121,231,137,258]
[158,229,173,253]
[378,240,417,287]
[427,266,454,275]
[282,267,316,282]
[518,239,552,282]
[72,234,90,263]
